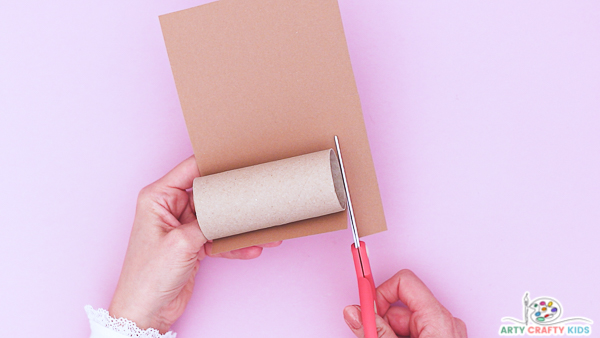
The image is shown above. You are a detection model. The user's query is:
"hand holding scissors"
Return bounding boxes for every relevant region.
[336,136,467,338]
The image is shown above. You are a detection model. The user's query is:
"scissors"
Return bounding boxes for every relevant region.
[334,135,378,338]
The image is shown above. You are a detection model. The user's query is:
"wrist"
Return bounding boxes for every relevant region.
[86,305,176,338]
[109,299,170,333]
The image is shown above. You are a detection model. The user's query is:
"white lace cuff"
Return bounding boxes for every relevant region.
[85,305,177,338]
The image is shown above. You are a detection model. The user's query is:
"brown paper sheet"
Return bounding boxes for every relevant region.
[194,149,347,240]
[160,0,387,253]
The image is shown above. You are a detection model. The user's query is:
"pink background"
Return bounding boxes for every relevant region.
[1,1,599,337]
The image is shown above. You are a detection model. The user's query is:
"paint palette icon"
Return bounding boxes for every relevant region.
[529,297,562,323]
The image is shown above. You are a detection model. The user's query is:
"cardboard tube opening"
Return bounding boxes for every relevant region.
[329,149,347,210]
[193,149,347,240]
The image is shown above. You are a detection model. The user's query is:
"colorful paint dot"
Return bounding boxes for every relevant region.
[548,302,553,307]
[540,301,546,306]
[534,304,538,307]
[535,312,541,316]
[537,317,545,322]
[542,307,547,311]
[552,308,557,312]
[545,314,550,318]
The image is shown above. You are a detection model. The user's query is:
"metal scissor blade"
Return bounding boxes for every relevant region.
[334,135,360,249]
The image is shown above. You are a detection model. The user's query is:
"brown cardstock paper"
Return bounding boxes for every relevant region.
[194,149,347,240]
[160,0,387,254]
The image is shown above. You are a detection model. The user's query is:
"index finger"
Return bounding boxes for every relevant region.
[156,155,200,190]
[376,269,443,316]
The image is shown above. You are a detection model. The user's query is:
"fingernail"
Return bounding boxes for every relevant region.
[345,307,362,330]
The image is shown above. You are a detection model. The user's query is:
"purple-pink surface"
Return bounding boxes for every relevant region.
[1,1,599,337]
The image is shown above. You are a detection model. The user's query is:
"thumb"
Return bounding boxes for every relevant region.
[169,219,208,259]
[344,305,397,338]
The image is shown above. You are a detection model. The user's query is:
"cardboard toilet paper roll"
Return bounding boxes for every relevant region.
[193,149,347,240]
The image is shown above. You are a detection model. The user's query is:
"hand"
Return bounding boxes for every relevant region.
[109,156,281,333]
[343,269,467,338]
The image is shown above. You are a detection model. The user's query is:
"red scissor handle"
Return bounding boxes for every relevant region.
[351,241,377,338]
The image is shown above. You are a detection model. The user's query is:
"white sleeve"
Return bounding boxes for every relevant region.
[85,305,177,338]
